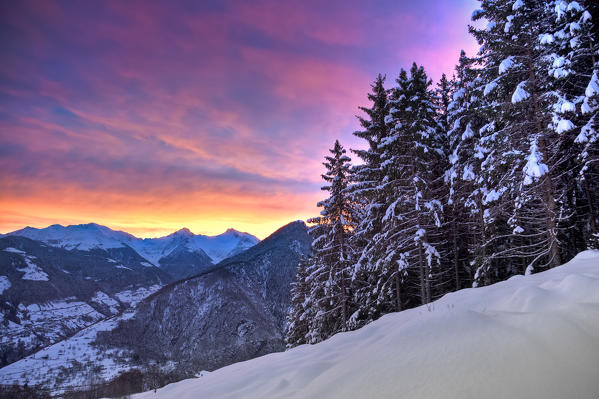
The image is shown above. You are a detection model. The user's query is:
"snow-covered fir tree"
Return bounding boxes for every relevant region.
[285,256,313,347]
[359,64,445,307]
[444,50,489,289]
[543,0,599,249]
[470,0,565,281]
[305,140,359,343]
[347,74,391,326]
[287,0,599,347]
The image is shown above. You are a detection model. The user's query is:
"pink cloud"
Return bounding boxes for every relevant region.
[0,0,481,236]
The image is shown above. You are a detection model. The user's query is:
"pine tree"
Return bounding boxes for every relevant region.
[348,74,390,324]
[364,64,446,307]
[287,0,599,345]
[470,0,565,281]
[434,73,458,294]
[444,50,489,289]
[285,256,312,348]
[543,0,599,250]
[306,140,358,342]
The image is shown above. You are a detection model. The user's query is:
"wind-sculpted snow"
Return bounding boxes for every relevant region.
[133,251,599,399]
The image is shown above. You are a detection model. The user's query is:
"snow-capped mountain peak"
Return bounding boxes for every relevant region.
[6,223,260,264]
[8,223,136,251]
[223,228,242,236]
[169,228,194,238]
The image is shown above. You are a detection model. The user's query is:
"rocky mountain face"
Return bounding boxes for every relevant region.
[94,221,311,376]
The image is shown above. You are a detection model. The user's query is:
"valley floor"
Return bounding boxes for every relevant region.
[132,251,599,399]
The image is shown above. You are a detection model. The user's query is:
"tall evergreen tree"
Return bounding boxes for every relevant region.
[543,0,599,250]
[362,64,445,307]
[445,50,489,289]
[348,74,391,324]
[286,0,599,346]
[285,256,313,348]
[306,140,358,342]
[470,0,565,281]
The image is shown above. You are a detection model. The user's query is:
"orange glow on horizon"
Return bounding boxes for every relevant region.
[0,0,480,241]
[0,188,321,240]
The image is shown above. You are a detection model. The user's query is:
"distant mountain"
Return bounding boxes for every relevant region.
[95,221,310,374]
[0,235,169,367]
[6,223,260,279]
[0,221,311,395]
[0,223,260,368]
[7,223,137,251]
[133,227,259,265]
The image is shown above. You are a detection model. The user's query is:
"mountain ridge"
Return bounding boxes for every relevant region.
[0,220,312,397]
[5,223,260,265]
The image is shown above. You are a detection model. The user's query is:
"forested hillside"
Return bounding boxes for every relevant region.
[287,0,599,346]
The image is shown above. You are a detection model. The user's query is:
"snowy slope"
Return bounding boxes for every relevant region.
[0,288,162,396]
[0,311,139,396]
[0,236,169,367]
[132,251,599,399]
[7,223,259,264]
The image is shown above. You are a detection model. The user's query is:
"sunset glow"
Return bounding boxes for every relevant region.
[0,0,479,239]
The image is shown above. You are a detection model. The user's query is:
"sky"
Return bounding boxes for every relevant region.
[0,0,479,239]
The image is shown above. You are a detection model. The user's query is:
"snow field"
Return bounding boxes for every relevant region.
[132,251,599,399]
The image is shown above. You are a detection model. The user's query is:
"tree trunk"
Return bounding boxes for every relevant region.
[452,209,460,291]
[584,177,598,246]
[394,273,402,311]
[418,243,427,305]
[527,47,562,267]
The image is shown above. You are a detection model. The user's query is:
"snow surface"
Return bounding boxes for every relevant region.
[114,284,163,307]
[511,81,530,103]
[0,297,109,363]
[91,291,120,314]
[18,256,49,281]
[523,138,549,185]
[3,247,26,254]
[0,275,10,294]
[132,251,599,399]
[586,72,599,98]
[539,33,554,45]
[4,248,50,281]
[483,80,497,96]
[0,313,135,396]
[0,284,162,395]
[498,56,516,74]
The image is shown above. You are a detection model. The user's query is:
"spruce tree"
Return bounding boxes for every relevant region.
[445,50,489,289]
[348,74,390,324]
[544,0,599,249]
[470,0,564,281]
[285,256,313,348]
[306,140,358,342]
[365,63,445,307]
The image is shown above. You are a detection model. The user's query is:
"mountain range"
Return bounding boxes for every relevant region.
[0,220,310,397]
[6,223,259,263]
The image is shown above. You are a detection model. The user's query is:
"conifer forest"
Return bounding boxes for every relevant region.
[286,0,599,346]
